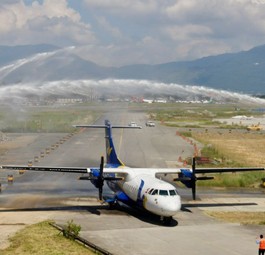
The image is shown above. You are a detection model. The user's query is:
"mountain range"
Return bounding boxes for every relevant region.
[1,43,265,94]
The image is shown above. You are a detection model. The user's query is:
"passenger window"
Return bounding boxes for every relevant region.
[151,189,158,195]
[159,190,168,196]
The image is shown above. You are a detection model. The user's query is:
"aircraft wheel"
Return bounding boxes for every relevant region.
[108,201,119,210]
[162,216,173,226]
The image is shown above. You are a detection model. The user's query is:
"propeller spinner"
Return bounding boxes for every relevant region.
[79,156,123,201]
[174,157,214,200]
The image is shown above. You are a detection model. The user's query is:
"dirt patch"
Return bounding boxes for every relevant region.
[193,131,265,166]
[205,211,265,224]
[0,134,38,156]
[0,197,101,250]
[0,211,57,249]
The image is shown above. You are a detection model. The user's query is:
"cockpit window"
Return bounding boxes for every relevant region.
[151,189,158,195]
[149,189,178,196]
[169,190,177,196]
[148,188,154,194]
[159,190,168,196]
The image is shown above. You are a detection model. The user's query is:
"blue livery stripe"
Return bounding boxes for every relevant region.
[137,179,145,205]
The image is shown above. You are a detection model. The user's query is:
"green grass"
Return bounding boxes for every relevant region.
[205,211,265,225]
[185,134,265,187]
[178,131,192,137]
[0,221,95,255]
[197,171,265,188]
[149,103,264,128]
[0,105,101,133]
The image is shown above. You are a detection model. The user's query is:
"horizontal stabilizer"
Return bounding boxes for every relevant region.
[73,124,142,129]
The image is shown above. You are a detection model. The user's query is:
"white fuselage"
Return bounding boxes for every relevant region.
[107,169,182,217]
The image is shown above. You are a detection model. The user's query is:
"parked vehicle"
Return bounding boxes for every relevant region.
[146,121,155,127]
[246,124,262,131]
[129,121,137,127]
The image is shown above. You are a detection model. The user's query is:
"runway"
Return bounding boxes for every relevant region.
[0,105,264,254]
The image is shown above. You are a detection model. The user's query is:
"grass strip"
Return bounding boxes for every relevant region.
[205,211,265,225]
[0,221,95,255]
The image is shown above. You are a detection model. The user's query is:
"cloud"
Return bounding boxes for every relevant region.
[0,0,96,46]
[95,16,124,42]
[80,0,265,65]
[82,0,158,15]
[164,1,265,47]
[1,0,265,66]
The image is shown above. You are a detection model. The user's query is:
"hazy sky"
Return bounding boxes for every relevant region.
[1,0,265,66]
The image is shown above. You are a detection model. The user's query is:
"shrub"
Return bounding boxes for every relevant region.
[63,220,81,240]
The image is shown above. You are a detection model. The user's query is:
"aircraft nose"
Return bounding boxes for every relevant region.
[160,195,181,216]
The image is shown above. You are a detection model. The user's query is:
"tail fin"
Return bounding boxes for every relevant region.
[104,120,124,166]
[74,119,141,167]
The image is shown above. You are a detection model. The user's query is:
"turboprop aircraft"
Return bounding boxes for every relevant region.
[1,120,265,225]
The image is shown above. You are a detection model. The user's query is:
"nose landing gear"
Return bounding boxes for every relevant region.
[161,216,175,226]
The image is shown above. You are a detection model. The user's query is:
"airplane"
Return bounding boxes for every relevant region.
[1,120,265,225]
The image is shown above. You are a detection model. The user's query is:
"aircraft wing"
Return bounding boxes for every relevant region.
[1,164,264,202]
[144,167,265,176]
[148,165,264,200]
[195,167,265,174]
[1,165,264,175]
[1,165,89,173]
[0,165,130,175]
[3,163,262,178]
[159,167,264,174]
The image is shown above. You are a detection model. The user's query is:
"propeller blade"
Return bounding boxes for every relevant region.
[98,156,104,201]
[99,156,104,179]
[192,157,196,173]
[191,180,196,200]
[197,176,214,180]
[79,176,96,180]
[79,156,123,201]
[192,157,197,200]
[99,186,103,201]
[175,158,215,200]
[104,177,124,181]
[173,177,192,181]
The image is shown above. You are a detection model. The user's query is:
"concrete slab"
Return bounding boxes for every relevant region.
[50,197,264,255]
[0,112,264,254]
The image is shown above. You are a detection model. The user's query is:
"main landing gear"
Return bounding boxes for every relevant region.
[108,200,119,210]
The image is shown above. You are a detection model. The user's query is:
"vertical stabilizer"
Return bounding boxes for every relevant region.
[74,119,141,168]
[104,120,124,167]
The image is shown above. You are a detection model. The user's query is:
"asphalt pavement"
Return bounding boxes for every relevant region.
[0,108,264,254]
